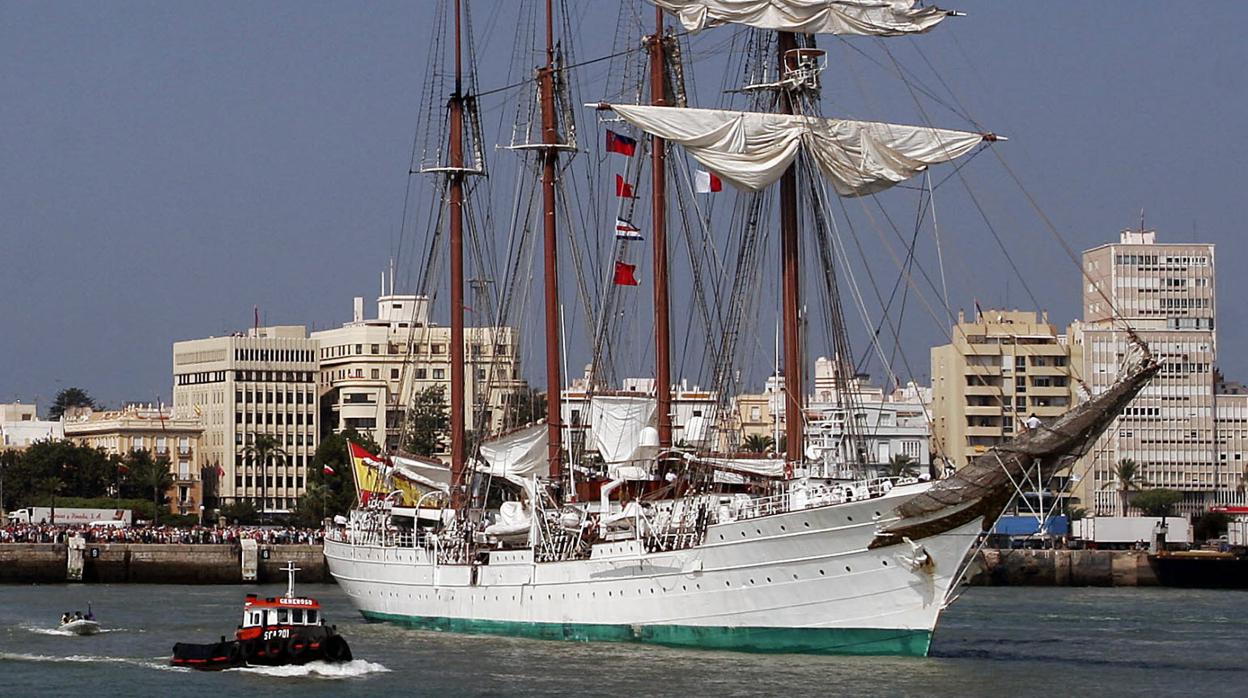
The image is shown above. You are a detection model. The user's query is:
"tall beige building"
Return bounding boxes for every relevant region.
[931,310,1078,468]
[63,405,204,515]
[1072,230,1219,516]
[313,293,525,455]
[172,326,319,512]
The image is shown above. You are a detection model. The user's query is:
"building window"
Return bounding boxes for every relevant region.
[391,368,400,379]
[355,344,363,354]
[433,369,446,380]
[432,344,445,355]
[371,369,380,379]
[415,369,428,379]
[371,344,379,354]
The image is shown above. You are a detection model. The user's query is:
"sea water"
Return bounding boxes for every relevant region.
[0,582,1242,697]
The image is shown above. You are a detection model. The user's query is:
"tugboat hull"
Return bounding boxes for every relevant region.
[171,630,352,670]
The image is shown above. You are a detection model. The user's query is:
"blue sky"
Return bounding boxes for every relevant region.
[3,1,1245,410]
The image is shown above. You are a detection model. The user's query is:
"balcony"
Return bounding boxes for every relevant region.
[965,384,1003,397]
[965,426,1003,438]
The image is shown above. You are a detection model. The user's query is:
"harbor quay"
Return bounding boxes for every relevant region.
[0,542,1152,587]
[0,542,327,584]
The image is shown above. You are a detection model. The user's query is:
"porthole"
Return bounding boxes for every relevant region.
[819,569,825,576]
[874,511,881,517]
[756,528,762,535]
[749,578,755,585]
[682,585,687,591]
[792,573,798,580]
[803,521,810,528]
[779,525,786,531]
[719,534,725,540]
[725,581,731,587]
[845,566,851,572]
[882,560,889,567]
[847,516,854,521]
[766,577,772,583]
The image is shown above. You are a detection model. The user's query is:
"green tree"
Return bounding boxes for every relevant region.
[129,453,174,525]
[404,386,449,457]
[48,387,97,420]
[241,435,288,519]
[304,428,378,522]
[1113,458,1146,516]
[742,434,774,454]
[887,454,918,478]
[1131,488,1183,517]
[1194,511,1230,542]
[219,499,259,525]
[503,386,546,429]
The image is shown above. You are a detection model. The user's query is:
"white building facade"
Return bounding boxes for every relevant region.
[172,326,319,512]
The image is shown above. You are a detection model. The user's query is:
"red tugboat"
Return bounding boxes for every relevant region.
[171,562,352,670]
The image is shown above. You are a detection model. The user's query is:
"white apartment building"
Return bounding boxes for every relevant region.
[313,293,525,454]
[0,402,64,449]
[172,326,318,512]
[1073,230,1220,516]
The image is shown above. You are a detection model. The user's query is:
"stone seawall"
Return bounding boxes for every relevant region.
[2,544,1156,587]
[0,544,328,584]
[968,549,1160,587]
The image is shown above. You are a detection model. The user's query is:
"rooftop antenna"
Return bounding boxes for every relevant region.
[281,561,301,598]
[389,258,396,296]
[1139,208,1145,233]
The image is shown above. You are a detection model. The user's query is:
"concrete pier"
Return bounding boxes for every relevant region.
[0,543,329,584]
[968,549,1161,587]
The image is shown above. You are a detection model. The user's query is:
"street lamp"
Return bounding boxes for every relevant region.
[198,504,205,526]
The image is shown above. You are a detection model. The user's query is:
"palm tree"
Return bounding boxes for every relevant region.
[1114,458,1146,515]
[242,435,288,520]
[39,477,64,524]
[742,434,774,454]
[135,455,175,525]
[887,454,918,479]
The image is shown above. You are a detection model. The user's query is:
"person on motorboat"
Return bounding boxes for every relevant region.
[60,613,70,625]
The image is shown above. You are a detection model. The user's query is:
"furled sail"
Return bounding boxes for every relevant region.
[649,0,954,36]
[477,424,550,485]
[589,395,659,466]
[608,104,987,195]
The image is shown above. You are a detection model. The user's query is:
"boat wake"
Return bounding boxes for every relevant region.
[0,651,188,672]
[228,659,390,679]
[22,624,135,636]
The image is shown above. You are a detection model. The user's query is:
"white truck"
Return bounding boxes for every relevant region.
[1073,516,1191,545]
[6,507,132,526]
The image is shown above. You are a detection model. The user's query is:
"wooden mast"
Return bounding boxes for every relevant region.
[447,0,467,507]
[778,31,803,466]
[650,7,673,450]
[539,0,564,486]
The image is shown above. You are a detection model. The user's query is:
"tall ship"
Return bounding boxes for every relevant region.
[324,0,1158,655]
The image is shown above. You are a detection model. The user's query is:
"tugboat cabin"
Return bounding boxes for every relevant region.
[238,594,322,640]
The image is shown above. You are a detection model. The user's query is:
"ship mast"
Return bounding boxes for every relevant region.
[777,31,803,466]
[539,0,564,487]
[447,0,468,507]
[649,7,673,451]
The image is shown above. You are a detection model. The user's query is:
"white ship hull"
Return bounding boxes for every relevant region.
[325,486,984,656]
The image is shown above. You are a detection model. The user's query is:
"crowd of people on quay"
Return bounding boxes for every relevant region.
[0,522,325,545]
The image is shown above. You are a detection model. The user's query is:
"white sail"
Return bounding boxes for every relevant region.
[649,0,953,36]
[700,455,786,477]
[609,104,985,195]
[389,453,453,492]
[477,424,550,485]
[589,395,659,467]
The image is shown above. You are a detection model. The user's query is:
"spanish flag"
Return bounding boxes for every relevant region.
[348,442,448,507]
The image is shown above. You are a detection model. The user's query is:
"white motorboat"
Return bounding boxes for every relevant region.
[58,619,100,636]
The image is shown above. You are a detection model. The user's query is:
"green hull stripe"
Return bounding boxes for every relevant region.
[359,610,932,657]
